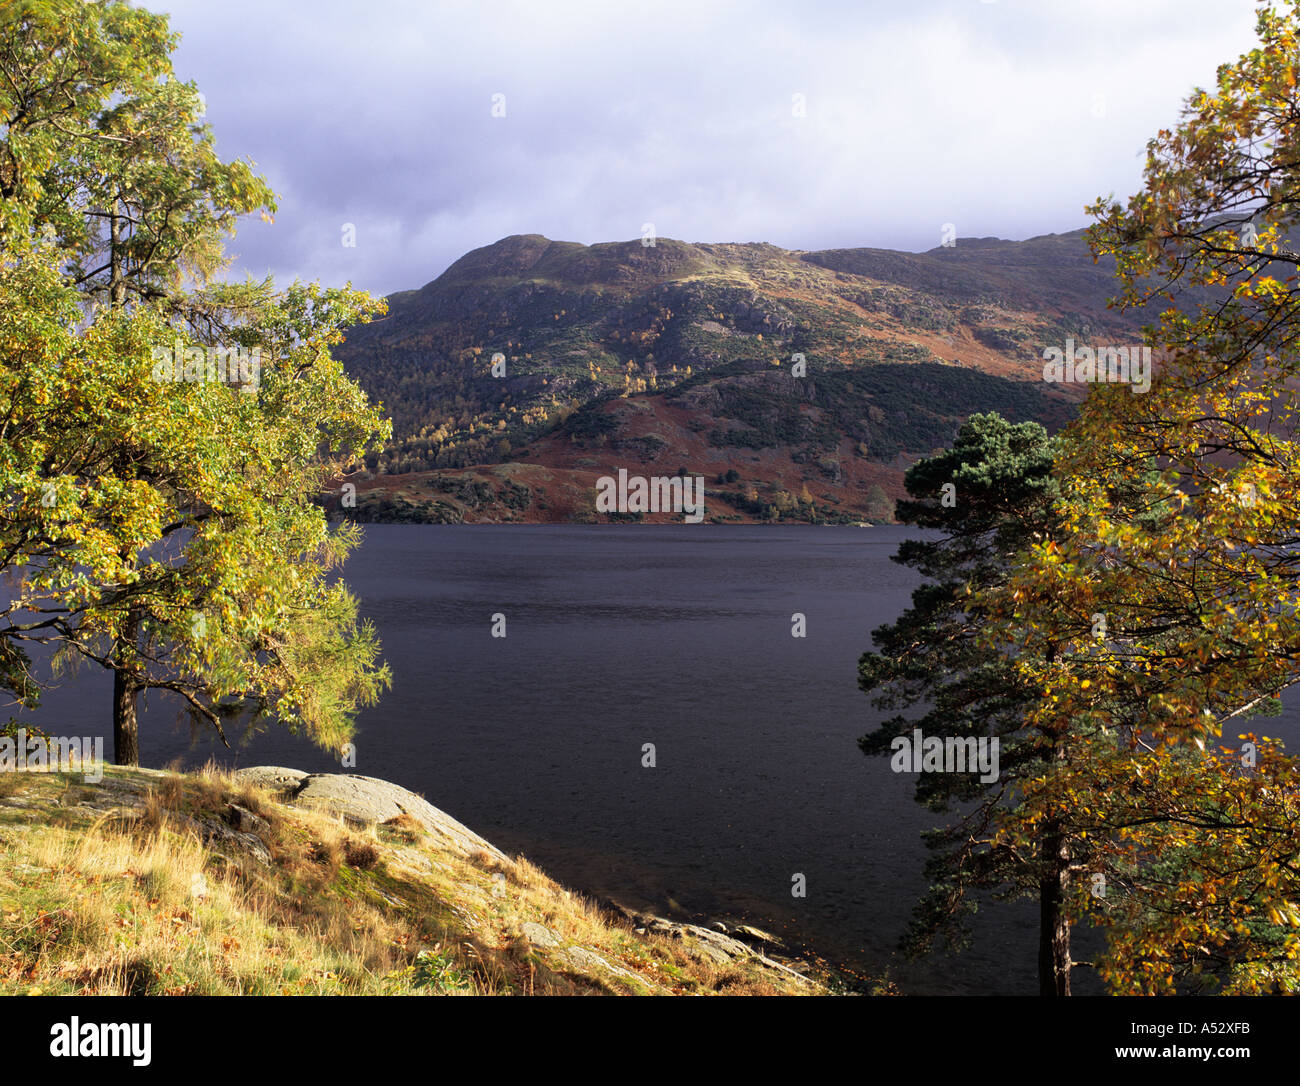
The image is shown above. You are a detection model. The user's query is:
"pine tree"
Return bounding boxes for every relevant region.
[859,412,1081,991]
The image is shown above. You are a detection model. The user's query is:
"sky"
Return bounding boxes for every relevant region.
[158,0,1265,297]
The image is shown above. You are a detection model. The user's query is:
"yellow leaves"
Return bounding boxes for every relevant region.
[1267,903,1300,927]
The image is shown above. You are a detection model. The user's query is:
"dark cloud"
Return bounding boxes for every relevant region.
[160,0,1260,296]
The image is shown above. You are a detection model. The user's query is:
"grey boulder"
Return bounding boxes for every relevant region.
[235,767,507,861]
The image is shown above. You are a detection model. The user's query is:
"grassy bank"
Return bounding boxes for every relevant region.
[0,765,828,996]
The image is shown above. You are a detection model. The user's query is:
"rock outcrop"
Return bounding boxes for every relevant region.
[234,767,507,861]
[608,904,810,980]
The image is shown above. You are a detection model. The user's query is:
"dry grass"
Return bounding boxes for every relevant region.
[0,764,831,996]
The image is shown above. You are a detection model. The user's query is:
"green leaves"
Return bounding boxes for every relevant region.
[0,2,390,761]
[1,0,275,305]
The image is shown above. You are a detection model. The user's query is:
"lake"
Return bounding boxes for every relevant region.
[21,522,1243,994]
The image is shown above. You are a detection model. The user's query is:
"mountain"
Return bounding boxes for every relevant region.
[332,229,1146,524]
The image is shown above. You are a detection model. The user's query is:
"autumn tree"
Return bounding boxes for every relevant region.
[0,0,392,764]
[862,483,893,522]
[976,0,1300,992]
[0,0,275,307]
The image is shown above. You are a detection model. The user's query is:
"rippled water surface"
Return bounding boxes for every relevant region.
[28,524,1296,993]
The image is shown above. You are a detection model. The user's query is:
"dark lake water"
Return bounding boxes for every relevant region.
[21,523,1294,994]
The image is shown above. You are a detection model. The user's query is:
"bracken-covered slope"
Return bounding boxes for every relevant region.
[333,230,1147,523]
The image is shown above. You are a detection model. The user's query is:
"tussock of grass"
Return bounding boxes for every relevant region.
[0,765,829,996]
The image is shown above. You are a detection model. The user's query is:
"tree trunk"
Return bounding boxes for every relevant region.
[112,607,141,766]
[109,196,126,308]
[1038,821,1072,996]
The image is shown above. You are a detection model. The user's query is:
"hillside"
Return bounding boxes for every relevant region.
[333,230,1145,523]
[0,764,834,995]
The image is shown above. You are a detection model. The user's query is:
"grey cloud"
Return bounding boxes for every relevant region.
[161,0,1261,296]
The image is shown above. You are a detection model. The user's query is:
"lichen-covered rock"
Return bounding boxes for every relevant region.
[233,766,308,795]
[562,946,642,984]
[226,803,269,835]
[520,921,561,947]
[170,811,272,865]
